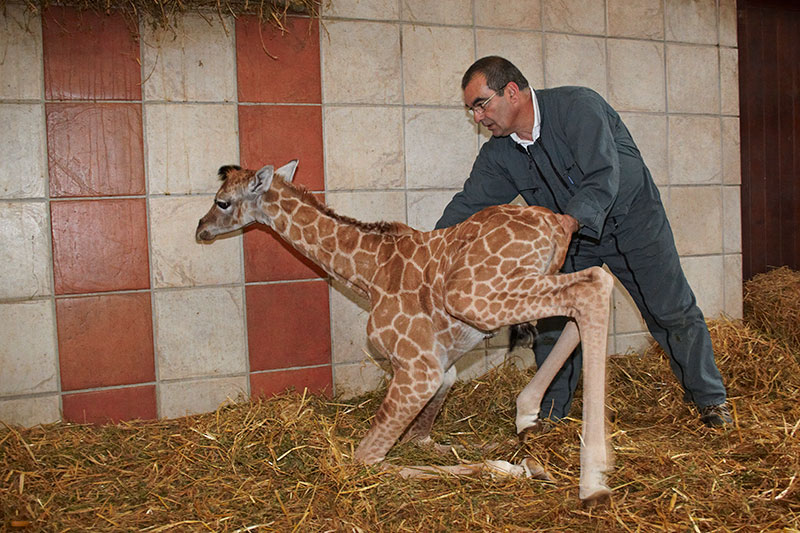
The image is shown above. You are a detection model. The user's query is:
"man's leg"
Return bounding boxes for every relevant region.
[605,200,728,414]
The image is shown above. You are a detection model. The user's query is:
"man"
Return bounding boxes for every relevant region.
[436,56,731,427]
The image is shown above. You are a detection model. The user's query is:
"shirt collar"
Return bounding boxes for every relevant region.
[510,87,540,147]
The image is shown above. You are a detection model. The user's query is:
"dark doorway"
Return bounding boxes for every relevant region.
[737,0,800,280]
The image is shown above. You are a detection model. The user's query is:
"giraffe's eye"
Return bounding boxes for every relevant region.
[215,200,230,210]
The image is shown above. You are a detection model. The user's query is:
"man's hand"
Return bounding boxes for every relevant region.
[559,214,580,235]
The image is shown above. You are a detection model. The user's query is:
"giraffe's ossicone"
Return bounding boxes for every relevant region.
[197,160,615,503]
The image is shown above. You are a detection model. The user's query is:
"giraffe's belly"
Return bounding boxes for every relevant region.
[438,321,486,369]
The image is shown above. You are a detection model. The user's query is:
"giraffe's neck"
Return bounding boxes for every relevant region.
[260,178,397,295]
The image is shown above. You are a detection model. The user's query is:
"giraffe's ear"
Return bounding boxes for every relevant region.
[276,160,299,183]
[252,165,274,193]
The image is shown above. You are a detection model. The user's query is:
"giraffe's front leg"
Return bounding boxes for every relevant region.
[353,362,443,465]
[400,365,457,447]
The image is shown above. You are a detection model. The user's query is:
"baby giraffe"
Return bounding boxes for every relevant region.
[196,160,614,502]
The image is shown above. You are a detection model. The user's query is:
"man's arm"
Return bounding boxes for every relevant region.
[561,94,621,238]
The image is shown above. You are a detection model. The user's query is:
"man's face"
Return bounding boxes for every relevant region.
[463,73,511,137]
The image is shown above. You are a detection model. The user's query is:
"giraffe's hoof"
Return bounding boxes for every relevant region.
[580,488,612,508]
[521,457,555,482]
[517,420,554,443]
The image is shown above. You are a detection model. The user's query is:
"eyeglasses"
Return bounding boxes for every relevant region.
[467,90,499,116]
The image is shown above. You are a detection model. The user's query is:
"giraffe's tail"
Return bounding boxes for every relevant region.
[509,322,538,352]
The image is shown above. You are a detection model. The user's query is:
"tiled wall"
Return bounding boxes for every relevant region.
[0,0,742,427]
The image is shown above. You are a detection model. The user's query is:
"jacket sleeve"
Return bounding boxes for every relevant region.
[562,94,620,238]
[434,142,520,229]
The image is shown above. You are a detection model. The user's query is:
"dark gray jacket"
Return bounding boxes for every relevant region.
[435,86,655,240]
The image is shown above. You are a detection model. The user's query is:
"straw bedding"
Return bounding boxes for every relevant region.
[1,0,321,32]
[2,268,799,531]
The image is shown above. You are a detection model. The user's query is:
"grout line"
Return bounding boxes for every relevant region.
[231,13,252,400]
[37,7,64,422]
[318,12,338,398]
[138,13,162,421]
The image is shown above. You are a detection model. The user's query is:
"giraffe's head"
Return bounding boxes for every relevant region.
[196,160,298,241]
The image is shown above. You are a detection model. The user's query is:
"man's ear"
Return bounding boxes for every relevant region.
[276,160,299,183]
[251,165,274,193]
[505,81,521,100]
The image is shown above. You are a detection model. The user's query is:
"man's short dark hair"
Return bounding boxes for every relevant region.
[461,56,530,92]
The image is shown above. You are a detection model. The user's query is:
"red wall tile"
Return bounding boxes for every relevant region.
[238,105,324,191]
[246,280,331,371]
[51,199,150,295]
[42,7,141,101]
[56,293,155,391]
[47,103,145,197]
[251,366,332,398]
[62,385,157,424]
[236,15,321,104]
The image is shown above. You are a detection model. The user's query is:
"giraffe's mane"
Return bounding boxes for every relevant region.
[280,178,411,235]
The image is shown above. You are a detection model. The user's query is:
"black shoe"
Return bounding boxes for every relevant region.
[699,403,732,427]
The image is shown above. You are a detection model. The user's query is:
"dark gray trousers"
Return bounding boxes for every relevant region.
[534,189,727,419]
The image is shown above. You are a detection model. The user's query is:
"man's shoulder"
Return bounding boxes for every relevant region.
[538,86,607,105]
[478,134,517,157]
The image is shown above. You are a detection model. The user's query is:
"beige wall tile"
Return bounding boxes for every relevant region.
[614,332,653,355]
[669,186,722,256]
[0,202,51,299]
[142,14,236,102]
[334,360,389,398]
[722,186,741,254]
[323,0,400,19]
[723,254,743,319]
[402,25,474,106]
[326,190,407,224]
[0,5,43,100]
[324,106,404,190]
[402,0,472,25]
[720,48,739,116]
[543,0,605,35]
[407,190,461,230]
[0,104,46,199]
[322,21,402,104]
[719,0,738,47]
[405,108,478,189]
[150,196,243,288]
[669,115,721,185]
[722,117,741,185]
[619,113,668,186]
[680,254,724,318]
[665,0,718,45]
[667,45,719,114]
[476,0,541,30]
[145,104,238,195]
[613,284,646,334]
[159,376,247,418]
[544,34,606,95]
[475,30,545,90]
[330,281,373,364]
[0,301,57,396]
[486,327,510,348]
[0,395,60,427]
[154,287,246,380]
[607,40,665,112]
[608,0,664,40]
[454,348,488,382]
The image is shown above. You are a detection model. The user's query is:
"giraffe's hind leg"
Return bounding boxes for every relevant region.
[443,266,615,501]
